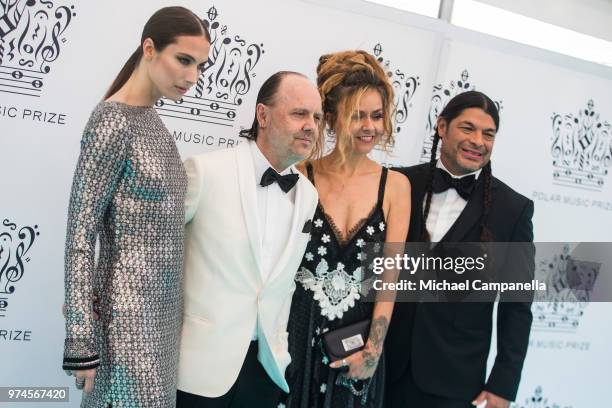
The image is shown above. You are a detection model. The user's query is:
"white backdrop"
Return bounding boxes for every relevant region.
[1,0,610,406]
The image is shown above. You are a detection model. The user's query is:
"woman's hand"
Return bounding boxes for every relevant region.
[328,315,390,380]
[329,341,380,380]
[70,368,97,394]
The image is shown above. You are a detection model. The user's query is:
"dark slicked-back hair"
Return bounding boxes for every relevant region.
[239,71,323,158]
[239,71,305,140]
[422,90,499,242]
[104,6,210,100]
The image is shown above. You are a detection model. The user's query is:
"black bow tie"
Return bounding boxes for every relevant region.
[432,168,476,200]
[260,167,299,193]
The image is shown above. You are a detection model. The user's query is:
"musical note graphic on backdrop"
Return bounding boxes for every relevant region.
[511,386,573,408]
[155,5,265,128]
[0,218,40,317]
[0,0,76,97]
[532,301,587,333]
[420,69,503,162]
[372,43,421,134]
[551,100,611,191]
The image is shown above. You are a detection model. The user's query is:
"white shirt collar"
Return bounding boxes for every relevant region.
[437,158,482,180]
[249,140,293,182]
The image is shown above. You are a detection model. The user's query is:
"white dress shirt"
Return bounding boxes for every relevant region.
[425,159,481,242]
[249,141,296,339]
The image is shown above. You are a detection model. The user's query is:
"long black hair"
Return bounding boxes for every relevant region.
[422,90,499,241]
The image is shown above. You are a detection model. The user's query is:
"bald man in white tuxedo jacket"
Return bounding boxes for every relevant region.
[177,72,323,408]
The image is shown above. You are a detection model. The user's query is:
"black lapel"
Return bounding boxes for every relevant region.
[397,164,429,242]
[441,176,497,242]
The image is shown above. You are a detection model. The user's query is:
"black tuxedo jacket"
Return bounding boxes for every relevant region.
[385,163,534,402]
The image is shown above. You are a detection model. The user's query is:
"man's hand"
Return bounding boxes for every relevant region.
[472,390,509,408]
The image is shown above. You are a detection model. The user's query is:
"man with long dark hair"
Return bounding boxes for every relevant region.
[385,91,534,408]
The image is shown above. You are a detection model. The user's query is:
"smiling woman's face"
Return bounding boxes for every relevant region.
[336,88,385,156]
[145,34,210,102]
[438,107,497,175]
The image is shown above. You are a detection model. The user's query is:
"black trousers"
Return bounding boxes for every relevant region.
[176,341,283,408]
[385,369,474,408]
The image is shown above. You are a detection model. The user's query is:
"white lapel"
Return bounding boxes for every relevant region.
[266,165,306,284]
[235,142,263,284]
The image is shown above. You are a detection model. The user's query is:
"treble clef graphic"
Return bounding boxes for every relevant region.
[0,231,12,284]
[0,222,38,294]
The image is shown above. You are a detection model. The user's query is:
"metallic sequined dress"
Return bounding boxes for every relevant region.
[63,101,187,407]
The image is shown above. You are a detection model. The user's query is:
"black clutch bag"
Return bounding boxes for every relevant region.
[322,319,370,362]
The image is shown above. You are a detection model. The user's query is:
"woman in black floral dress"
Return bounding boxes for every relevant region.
[284,50,411,407]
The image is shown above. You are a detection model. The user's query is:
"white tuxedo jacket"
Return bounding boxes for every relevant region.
[178,141,318,397]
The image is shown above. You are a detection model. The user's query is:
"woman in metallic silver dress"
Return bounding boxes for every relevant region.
[62,7,210,407]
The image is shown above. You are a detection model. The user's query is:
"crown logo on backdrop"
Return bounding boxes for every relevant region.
[420,69,503,162]
[510,386,573,408]
[155,5,265,128]
[551,100,611,191]
[0,219,40,317]
[0,0,76,97]
[532,244,595,333]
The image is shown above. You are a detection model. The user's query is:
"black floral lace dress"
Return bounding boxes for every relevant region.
[284,164,388,408]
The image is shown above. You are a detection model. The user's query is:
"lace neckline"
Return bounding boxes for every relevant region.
[319,203,378,248]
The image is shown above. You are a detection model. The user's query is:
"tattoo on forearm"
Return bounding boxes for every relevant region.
[368,316,389,354]
[363,347,378,369]
[360,316,389,371]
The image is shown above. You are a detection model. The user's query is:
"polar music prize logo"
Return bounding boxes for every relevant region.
[420,69,503,162]
[155,5,265,128]
[511,386,572,408]
[0,0,76,98]
[551,99,611,192]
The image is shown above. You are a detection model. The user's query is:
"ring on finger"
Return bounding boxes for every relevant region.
[342,358,348,367]
[75,377,86,390]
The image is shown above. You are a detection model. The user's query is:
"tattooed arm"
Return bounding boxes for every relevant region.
[360,315,391,376]
[330,169,411,379]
